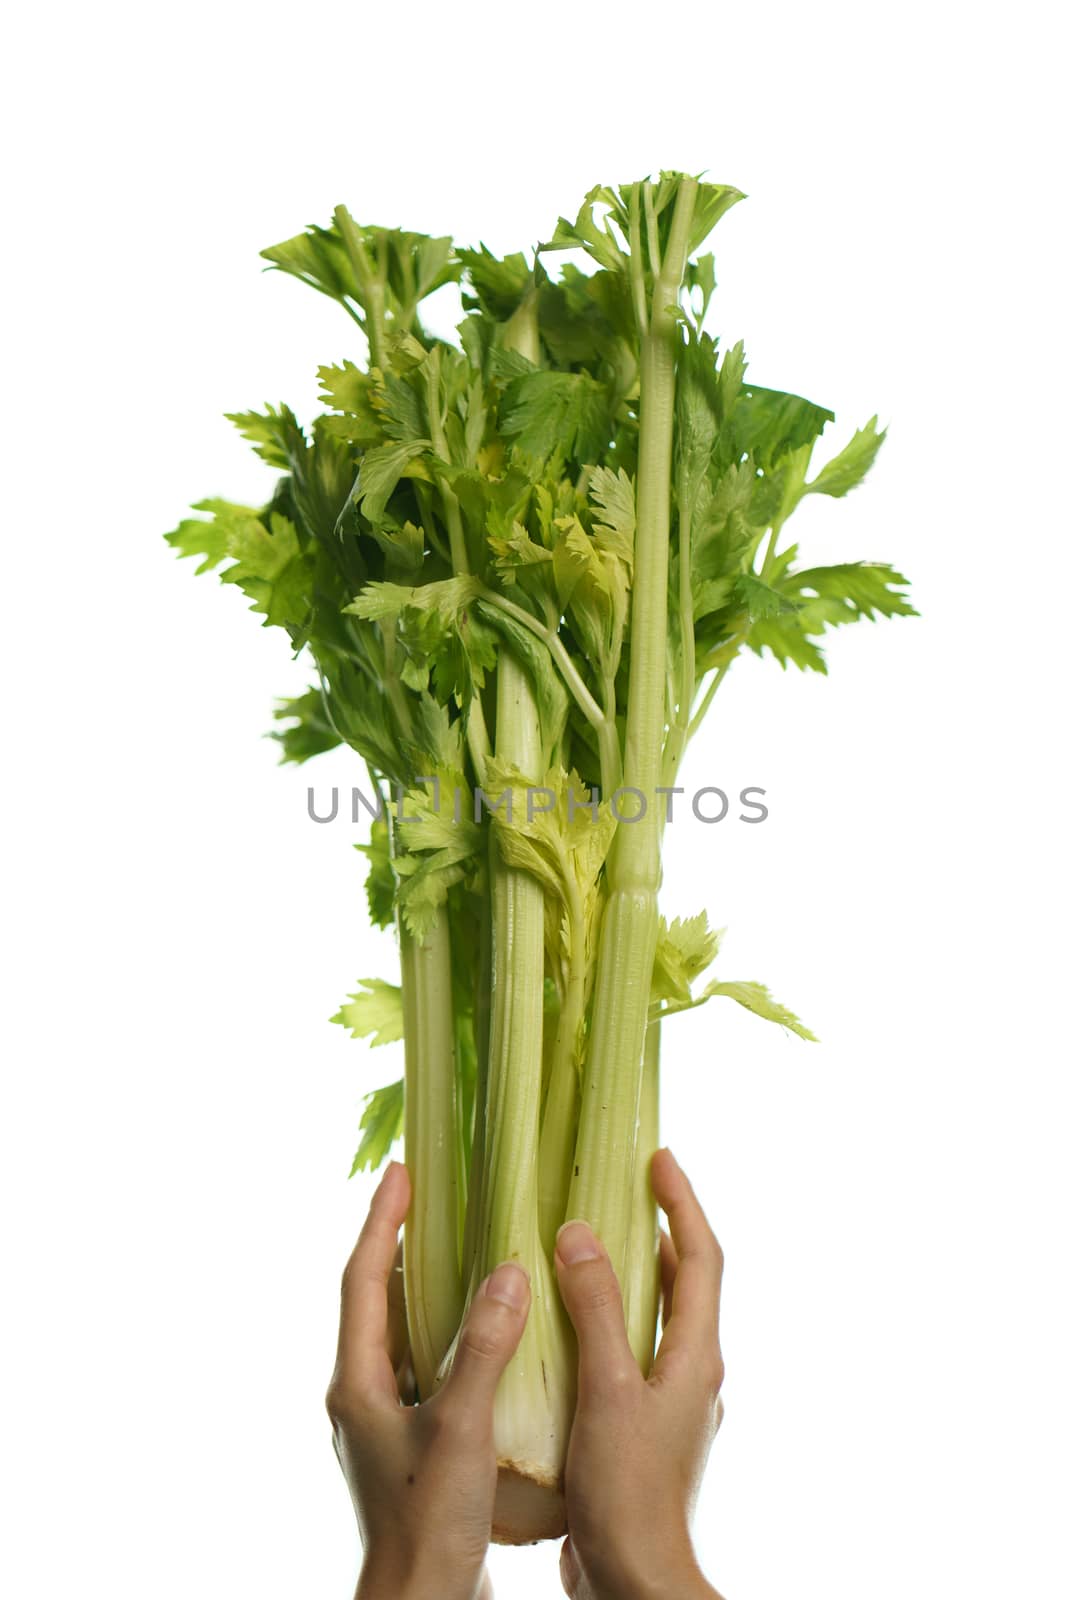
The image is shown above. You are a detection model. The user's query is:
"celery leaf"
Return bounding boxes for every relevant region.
[332,979,404,1046]
[349,1081,404,1175]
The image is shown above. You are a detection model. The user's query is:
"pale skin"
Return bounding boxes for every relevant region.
[326,1149,725,1600]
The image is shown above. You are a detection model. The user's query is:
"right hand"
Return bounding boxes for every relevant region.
[554,1148,726,1600]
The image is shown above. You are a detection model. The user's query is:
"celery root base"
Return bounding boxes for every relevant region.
[491,1460,567,1544]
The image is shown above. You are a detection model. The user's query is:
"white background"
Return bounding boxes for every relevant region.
[3,3,1064,1596]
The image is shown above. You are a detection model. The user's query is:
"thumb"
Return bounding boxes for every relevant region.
[444,1262,530,1411]
[554,1221,640,1400]
[559,1535,585,1598]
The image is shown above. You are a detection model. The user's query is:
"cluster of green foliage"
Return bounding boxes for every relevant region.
[168,184,911,1172]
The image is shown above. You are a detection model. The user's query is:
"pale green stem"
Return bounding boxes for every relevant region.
[537,869,587,1254]
[642,183,662,278]
[567,179,698,1291]
[400,911,463,1398]
[625,1018,661,1374]
[759,444,812,575]
[661,490,696,791]
[628,200,649,339]
[475,583,622,794]
[425,354,491,785]
[468,654,574,1506]
[497,283,590,1264]
[761,520,783,572]
[462,913,492,1285]
[475,652,546,1280]
[335,205,386,370]
[462,291,574,1513]
[504,291,541,365]
[359,254,462,1404]
[686,658,732,749]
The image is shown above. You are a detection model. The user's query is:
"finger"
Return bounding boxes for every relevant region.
[649,1149,724,1395]
[559,1536,583,1598]
[333,1162,411,1403]
[660,1226,679,1326]
[442,1262,531,1413]
[554,1221,641,1401]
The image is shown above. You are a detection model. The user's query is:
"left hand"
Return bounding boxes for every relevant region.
[326,1161,531,1600]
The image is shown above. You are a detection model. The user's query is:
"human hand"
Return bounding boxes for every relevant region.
[326,1161,531,1600]
[554,1148,726,1600]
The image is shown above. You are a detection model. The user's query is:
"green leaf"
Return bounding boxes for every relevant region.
[476,602,569,764]
[349,1080,404,1175]
[686,181,745,255]
[270,688,342,763]
[675,334,720,498]
[551,515,630,683]
[806,418,886,498]
[394,772,480,859]
[746,616,829,673]
[346,575,482,625]
[784,563,917,622]
[457,245,533,319]
[691,576,736,622]
[356,818,396,929]
[218,510,312,628]
[651,913,723,1005]
[689,462,759,585]
[499,369,611,464]
[318,360,371,413]
[652,932,816,1039]
[543,188,629,274]
[374,371,427,446]
[394,850,470,940]
[686,253,717,331]
[353,439,431,523]
[586,465,636,561]
[166,500,313,631]
[313,662,404,778]
[488,521,555,585]
[226,404,305,469]
[481,761,615,975]
[488,346,538,386]
[731,384,834,469]
[332,979,404,1046]
[164,499,238,573]
[262,223,358,306]
[695,980,816,1041]
[734,574,796,620]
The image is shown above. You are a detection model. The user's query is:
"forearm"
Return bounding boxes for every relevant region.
[626,1576,722,1600]
[585,1542,723,1600]
[356,1552,489,1600]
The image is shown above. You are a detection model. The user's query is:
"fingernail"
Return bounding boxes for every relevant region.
[485,1262,530,1309]
[555,1220,600,1265]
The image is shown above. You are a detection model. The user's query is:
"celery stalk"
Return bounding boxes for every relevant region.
[400,914,463,1398]
[624,1018,661,1373]
[567,180,699,1295]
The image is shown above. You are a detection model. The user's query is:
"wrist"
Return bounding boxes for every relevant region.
[598,1543,712,1600]
[356,1547,483,1600]
[632,1572,715,1600]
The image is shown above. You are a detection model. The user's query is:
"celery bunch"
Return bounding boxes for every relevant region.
[167,173,913,1541]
